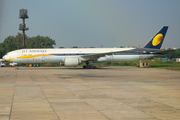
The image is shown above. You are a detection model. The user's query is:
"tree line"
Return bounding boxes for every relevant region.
[154,49,180,59]
[0,33,56,58]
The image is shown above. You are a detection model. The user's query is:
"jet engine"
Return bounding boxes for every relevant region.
[62,57,81,67]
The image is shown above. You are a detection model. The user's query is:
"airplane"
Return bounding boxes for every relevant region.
[2,26,171,69]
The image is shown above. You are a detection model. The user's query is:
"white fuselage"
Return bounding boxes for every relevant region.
[3,48,154,64]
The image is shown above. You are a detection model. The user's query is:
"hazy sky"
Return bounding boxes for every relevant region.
[0,0,180,48]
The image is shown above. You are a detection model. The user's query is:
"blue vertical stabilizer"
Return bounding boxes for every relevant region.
[144,26,168,49]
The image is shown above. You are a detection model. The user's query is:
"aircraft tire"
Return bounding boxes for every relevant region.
[83,65,97,69]
[93,66,97,69]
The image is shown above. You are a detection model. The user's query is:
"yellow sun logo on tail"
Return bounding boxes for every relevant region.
[152,34,163,46]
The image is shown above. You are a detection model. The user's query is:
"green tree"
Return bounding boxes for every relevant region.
[2,33,27,52]
[71,46,78,48]
[26,35,56,48]
[154,49,180,59]
[0,43,5,58]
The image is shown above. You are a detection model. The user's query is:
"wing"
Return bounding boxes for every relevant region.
[80,48,135,61]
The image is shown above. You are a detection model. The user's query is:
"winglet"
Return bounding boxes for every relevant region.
[144,26,168,49]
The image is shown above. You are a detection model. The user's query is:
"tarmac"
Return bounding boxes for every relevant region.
[0,66,180,120]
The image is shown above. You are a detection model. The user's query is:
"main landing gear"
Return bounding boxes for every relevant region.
[83,61,97,69]
[83,65,97,69]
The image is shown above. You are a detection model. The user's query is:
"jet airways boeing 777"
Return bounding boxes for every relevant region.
[2,26,170,69]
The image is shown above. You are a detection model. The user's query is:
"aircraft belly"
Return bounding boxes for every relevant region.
[109,54,154,62]
[139,54,154,59]
[11,59,20,63]
[111,55,139,62]
[12,56,63,63]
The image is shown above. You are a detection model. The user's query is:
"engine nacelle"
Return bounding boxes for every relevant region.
[64,57,81,67]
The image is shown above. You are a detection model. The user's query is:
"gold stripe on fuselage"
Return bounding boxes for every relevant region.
[17,54,55,59]
[6,54,55,61]
[6,58,15,61]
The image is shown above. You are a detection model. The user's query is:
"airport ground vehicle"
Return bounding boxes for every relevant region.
[9,62,17,67]
[0,62,6,67]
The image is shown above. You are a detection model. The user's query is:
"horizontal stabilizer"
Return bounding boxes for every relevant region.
[152,49,176,54]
